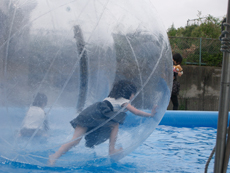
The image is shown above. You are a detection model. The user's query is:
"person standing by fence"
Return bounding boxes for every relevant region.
[171,53,183,110]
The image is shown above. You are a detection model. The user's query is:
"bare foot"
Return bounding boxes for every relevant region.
[109,147,123,155]
[48,154,56,166]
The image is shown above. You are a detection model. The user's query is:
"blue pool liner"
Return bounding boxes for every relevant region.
[124,110,230,128]
[160,111,230,128]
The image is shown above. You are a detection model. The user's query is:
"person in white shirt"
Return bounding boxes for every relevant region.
[20,92,48,137]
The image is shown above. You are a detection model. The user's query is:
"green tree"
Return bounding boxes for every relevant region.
[167,12,224,66]
[191,14,222,38]
[167,12,223,39]
[167,24,177,36]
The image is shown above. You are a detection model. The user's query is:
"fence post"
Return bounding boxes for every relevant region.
[199,37,202,66]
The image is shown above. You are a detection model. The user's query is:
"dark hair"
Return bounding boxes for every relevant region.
[108,80,137,99]
[32,93,47,107]
[173,53,183,64]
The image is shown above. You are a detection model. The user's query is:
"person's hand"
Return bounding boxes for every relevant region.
[178,71,183,77]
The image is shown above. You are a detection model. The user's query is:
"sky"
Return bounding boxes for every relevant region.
[151,0,228,30]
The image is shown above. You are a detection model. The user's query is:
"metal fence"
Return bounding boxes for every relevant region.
[169,36,222,66]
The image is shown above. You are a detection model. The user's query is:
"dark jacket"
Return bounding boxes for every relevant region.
[172,79,180,96]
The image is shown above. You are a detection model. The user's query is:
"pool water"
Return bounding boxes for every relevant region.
[0,125,225,173]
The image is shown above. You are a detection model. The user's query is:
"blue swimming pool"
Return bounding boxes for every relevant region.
[0,125,225,173]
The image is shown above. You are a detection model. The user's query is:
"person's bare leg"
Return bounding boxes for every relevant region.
[109,123,122,155]
[48,126,87,165]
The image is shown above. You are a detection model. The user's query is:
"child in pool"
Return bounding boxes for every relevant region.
[48,80,156,165]
[19,92,48,137]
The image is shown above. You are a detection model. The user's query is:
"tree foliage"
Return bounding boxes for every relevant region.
[167,12,225,67]
[167,12,223,39]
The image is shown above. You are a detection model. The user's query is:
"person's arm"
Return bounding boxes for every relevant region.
[42,110,49,131]
[43,119,49,131]
[124,103,155,117]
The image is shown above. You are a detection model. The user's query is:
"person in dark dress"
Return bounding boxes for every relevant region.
[48,80,156,166]
[171,53,183,110]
